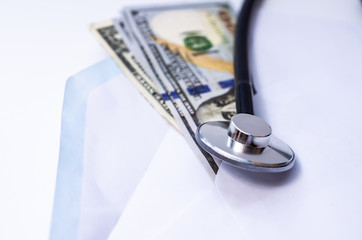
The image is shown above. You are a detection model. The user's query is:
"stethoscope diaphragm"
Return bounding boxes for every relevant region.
[196,114,295,172]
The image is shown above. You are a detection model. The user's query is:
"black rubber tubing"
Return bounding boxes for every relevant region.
[234,0,256,114]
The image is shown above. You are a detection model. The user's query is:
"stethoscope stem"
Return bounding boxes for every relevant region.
[195,0,295,172]
[234,0,257,115]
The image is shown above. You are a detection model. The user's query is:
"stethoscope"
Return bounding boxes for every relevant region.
[195,0,295,172]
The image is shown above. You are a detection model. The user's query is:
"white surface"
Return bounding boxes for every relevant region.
[1,0,362,239]
[215,7,362,239]
[0,2,106,239]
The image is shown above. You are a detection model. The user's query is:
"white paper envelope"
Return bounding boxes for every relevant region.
[50,59,170,240]
[108,127,243,240]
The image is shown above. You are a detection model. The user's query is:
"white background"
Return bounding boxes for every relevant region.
[0,0,127,239]
[0,0,361,239]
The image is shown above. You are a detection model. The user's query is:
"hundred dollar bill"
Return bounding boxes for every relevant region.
[123,2,237,175]
[90,21,179,130]
[112,18,156,81]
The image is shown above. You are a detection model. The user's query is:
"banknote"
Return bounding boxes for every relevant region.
[112,18,157,82]
[123,2,237,175]
[89,21,179,130]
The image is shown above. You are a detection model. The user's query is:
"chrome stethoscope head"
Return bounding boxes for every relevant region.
[196,113,295,172]
[195,0,295,172]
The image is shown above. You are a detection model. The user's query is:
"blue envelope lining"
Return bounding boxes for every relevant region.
[49,58,121,240]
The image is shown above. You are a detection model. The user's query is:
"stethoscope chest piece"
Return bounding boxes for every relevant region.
[196,113,295,172]
[196,0,296,173]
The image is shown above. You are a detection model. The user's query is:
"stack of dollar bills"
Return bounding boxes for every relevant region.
[90,2,237,176]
